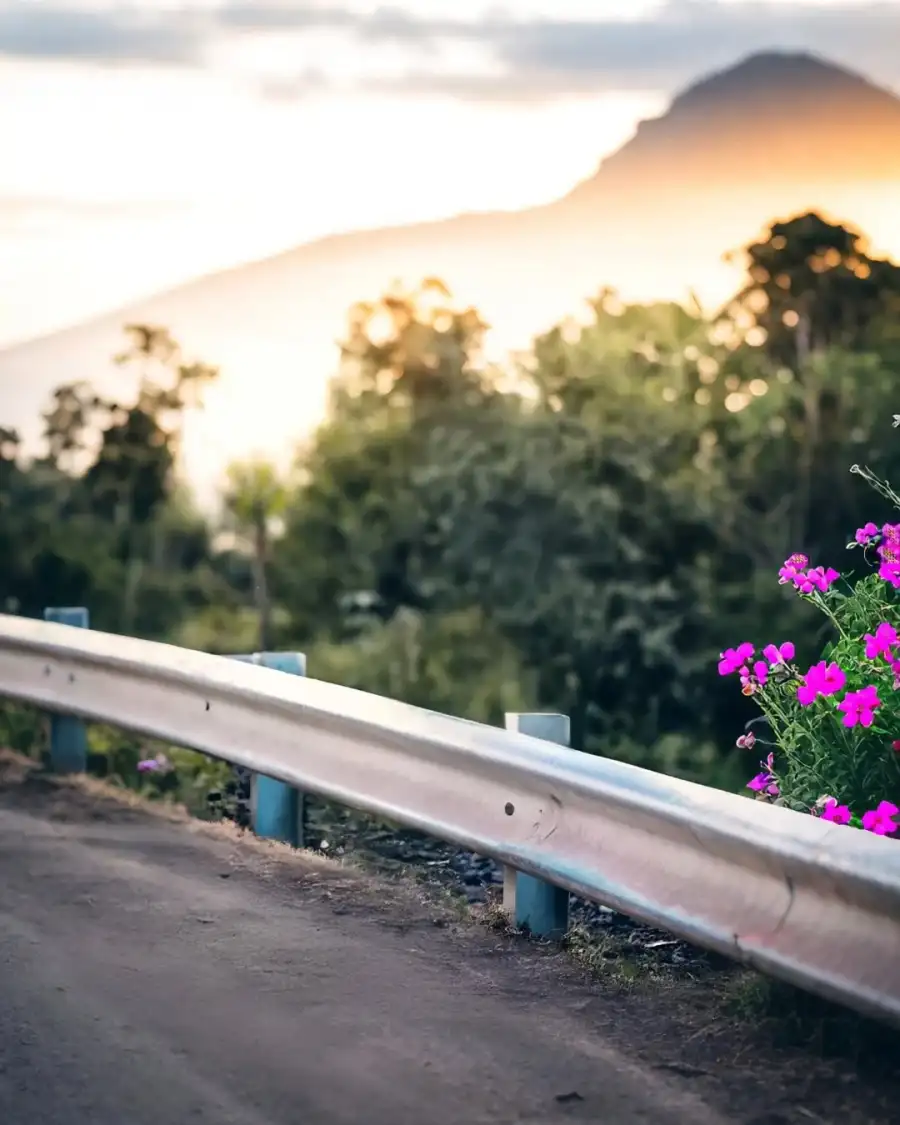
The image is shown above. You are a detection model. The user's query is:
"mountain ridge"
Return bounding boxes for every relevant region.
[6,51,900,351]
[672,50,899,109]
[566,51,900,200]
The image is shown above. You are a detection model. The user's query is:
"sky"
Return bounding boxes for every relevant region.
[1,0,899,347]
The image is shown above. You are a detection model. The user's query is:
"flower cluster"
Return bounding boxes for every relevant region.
[777,552,839,594]
[788,655,883,727]
[718,540,900,836]
[719,641,795,698]
[851,521,900,588]
[816,795,899,834]
[796,660,845,706]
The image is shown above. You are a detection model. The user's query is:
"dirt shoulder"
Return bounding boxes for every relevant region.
[1,750,897,1125]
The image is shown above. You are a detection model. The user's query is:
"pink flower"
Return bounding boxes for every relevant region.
[837,685,881,728]
[855,522,880,545]
[747,754,778,796]
[747,772,779,795]
[796,682,816,706]
[861,801,899,836]
[879,561,900,589]
[778,553,808,585]
[786,563,838,594]
[739,660,769,693]
[137,753,172,774]
[864,621,898,661]
[817,567,841,591]
[736,731,756,750]
[718,643,754,676]
[883,523,900,544]
[796,566,839,594]
[797,661,846,706]
[763,641,795,666]
[820,798,852,825]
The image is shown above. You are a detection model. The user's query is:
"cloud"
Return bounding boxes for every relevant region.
[487,2,900,94]
[252,1,900,104]
[217,3,431,39]
[0,1,898,101]
[340,69,639,105]
[0,2,434,65]
[0,4,205,64]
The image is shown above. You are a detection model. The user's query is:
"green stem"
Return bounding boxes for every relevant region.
[806,592,848,639]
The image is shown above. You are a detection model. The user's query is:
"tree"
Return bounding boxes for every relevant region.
[115,323,219,456]
[0,326,227,637]
[335,277,490,422]
[528,289,710,414]
[82,326,219,632]
[41,382,103,474]
[727,211,900,366]
[414,348,720,755]
[223,459,289,651]
[309,606,535,726]
[275,280,497,640]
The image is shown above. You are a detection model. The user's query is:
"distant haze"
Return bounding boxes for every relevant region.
[2,51,899,506]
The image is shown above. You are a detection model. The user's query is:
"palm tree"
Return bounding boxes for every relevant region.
[222,459,288,651]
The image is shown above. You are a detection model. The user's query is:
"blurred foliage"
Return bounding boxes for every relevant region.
[85,724,231,815]
[3,211,900,802]
[0,324,234,638]
[309,607,535,726]
[172,605,282,655]
[222,458,291,650]
[726,211,900,366]
[0,701,45,757]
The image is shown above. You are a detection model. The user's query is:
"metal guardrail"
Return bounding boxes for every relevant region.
[2,611,900,1027]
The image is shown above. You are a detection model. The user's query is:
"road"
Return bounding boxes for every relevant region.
[0,760,893,1125]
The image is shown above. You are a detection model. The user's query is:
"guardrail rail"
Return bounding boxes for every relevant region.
[1,609,899,1027]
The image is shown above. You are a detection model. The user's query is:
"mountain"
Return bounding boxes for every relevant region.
[2,51,899,502]
[567,52,900,197]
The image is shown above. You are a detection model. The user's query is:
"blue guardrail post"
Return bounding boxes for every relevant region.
[504,712,571,939]
[232,651,307,847]
[42,606,90,774]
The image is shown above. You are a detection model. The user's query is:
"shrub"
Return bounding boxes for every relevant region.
[86,724,231,815]
[0,700,44,757]
[718,464,900,837]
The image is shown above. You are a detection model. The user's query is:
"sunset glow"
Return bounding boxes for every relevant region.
[2,0,900,502]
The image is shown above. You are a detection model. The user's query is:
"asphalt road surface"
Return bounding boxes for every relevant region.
[0,763,894,1125]
[0,771,737,1125]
